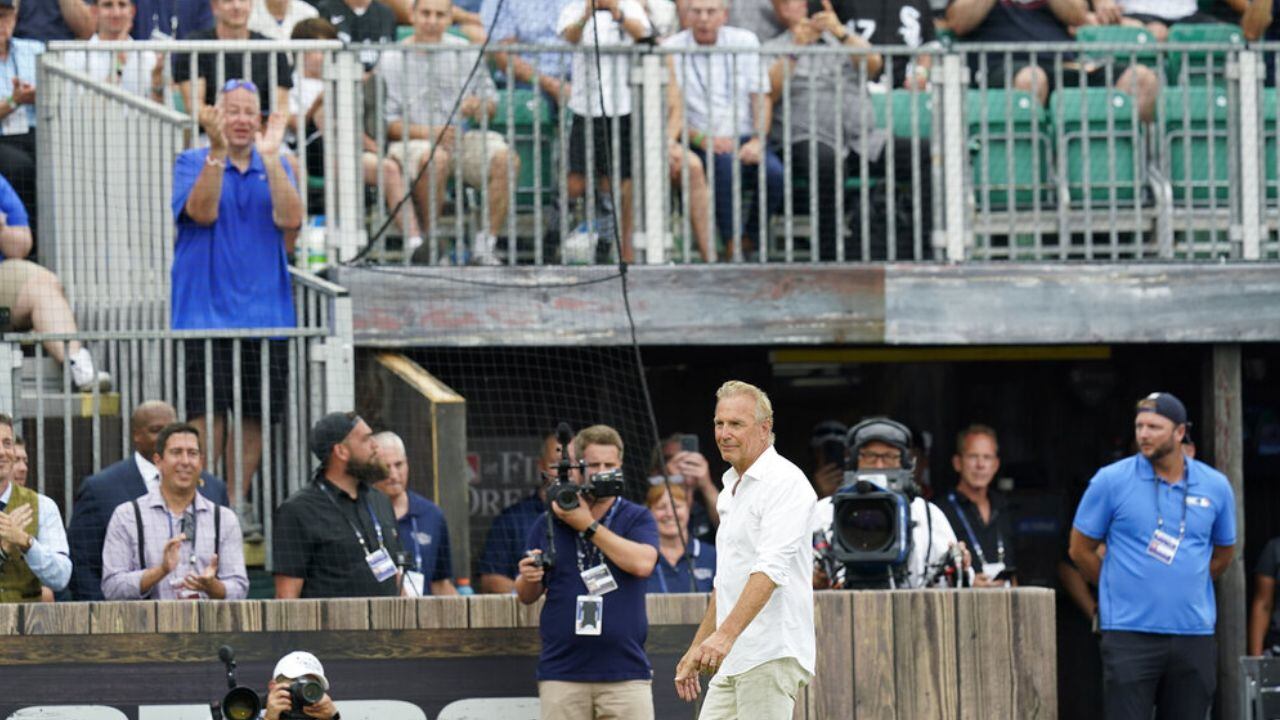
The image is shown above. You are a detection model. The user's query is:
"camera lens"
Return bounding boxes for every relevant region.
[221,686,261,720]
[553,484,580,510]
[836,499,893,552]
[290,678,325,709]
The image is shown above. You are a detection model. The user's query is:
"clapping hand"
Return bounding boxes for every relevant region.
[255,111,288,158]
[182,554,219,595]
[198,105,227,152]
[0,504,33,555]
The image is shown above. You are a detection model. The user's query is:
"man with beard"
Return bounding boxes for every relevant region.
[273,412,405,598]
[1070,392,1236,720]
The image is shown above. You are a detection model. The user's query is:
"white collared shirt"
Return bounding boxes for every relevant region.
[135,451,160,494]
[247,0,319,40]
[714,445,817,677]
[0,482,72,592]
[665,26,768,138]
[61,35,159,100]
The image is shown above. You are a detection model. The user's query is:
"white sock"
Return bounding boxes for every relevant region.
[68,348,96,387]
[405,235,424,251]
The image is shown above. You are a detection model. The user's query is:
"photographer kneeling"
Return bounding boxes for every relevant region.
[264,651,339,720]
[516,424,660,720]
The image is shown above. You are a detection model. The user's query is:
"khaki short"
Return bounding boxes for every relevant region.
[538,679,654,720]
[699,657,812,720]
[386,131,508,189]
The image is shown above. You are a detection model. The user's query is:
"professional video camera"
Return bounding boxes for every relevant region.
[828,469,918,588]
[549,468,627,511]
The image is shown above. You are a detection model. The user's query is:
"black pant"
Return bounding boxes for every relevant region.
[789,136,932,261]
[1099,631,1216,720]
[0,130,37,246]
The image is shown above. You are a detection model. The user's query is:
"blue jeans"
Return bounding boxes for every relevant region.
[692,135,784,247]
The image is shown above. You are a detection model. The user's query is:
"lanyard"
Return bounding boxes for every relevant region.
[947,493,1003,566]
[409,515,423,573]
[575,500,621,574]
[165,502,198,568]
[319,482,386,554]
[1154,476,1189,539]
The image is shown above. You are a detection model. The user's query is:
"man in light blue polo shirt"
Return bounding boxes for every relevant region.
[171,78,301,538]
[1070,392,1236,720]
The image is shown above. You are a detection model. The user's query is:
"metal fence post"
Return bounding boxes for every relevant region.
[0,343,18,417]
[1237,50,1262,261]
[326,51,368,263]
[641,53,666,265]
[320,293,355,413]
[939,53,970,262]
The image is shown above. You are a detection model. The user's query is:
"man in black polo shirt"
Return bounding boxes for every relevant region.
[172,0,293,112]
[273,412,404,598]
[939,424,1017,586]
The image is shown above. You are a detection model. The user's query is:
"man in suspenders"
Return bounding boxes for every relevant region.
[101,423,248,600]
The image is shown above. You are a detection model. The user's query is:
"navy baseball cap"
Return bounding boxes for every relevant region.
[310,412,361,462]
[1135,392,1188,426]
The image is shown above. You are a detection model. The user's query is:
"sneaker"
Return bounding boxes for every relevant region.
[471,232,503,266]
[68,348,113,392]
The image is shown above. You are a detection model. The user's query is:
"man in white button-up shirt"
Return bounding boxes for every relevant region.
[675,380,816,718]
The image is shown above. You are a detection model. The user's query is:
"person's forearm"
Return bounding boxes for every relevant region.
[621,15,649,39]
[688,593,718,648]
[1068,531,1103,585]
[205,577,227,600]
[946,0,998,36]
[1211,546,1235,580]
[1248,598,1272,655]
[0,96,17,121]
[700,486,720,527]
[184,158,226,225]
[563,7,592,44]
[718,572,776,639]
[591,526,659,578]
[1057,561,1097,618]
[59,0,95,39]
[274,575,304,599]
[263,154,302,230]
[480,573,516,594]
[1047,0,1089,27]
[752,94,772,137]
[431,579,459,596]
[514,574,544,604]
[137,565,168,596]
[0,225,33,259]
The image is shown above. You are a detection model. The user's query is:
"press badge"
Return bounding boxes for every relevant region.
[1,107,29,137]
[1146,528,1181,565]
[366,548,398,582]
[576,595,603,636]
[580,564,618,595]
[405,570,426,596]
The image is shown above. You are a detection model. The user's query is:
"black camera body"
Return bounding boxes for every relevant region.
[550,468,627,511]
[830,470,916,570]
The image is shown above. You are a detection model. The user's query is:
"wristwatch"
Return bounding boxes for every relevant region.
[582,521,600,540]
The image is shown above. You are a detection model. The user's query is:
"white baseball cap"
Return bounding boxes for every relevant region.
[272,651,329,691]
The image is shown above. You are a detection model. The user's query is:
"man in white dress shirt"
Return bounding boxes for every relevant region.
[63,0,162,102]
[674,380,816,719]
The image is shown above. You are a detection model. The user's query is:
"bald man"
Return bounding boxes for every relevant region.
[68,401,230,600]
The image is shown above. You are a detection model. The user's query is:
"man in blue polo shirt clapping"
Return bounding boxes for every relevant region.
[1069,392,1236,720]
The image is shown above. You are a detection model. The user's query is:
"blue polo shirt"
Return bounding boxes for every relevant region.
[647,539,716,594]
[398,491,453,589]
[170,147,297,330]
[131,0,213,39]
[1073,453,1236,635]
[477,494,545,579]
[0,173,28,228]
[525,498,659,682]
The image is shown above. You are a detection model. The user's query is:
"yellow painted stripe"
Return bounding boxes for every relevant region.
[771,346,1112,364]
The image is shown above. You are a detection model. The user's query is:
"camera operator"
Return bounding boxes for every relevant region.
[515,424,660,720]
[263,651,339,720]
[811,417,969,589]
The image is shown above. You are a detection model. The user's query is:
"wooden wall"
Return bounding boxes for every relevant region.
[0,589,1055,719]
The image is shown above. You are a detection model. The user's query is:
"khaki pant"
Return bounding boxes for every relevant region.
[385,131,508,189]
[0,259,43,320]
[538,679,654,720]
[698,657,811,720]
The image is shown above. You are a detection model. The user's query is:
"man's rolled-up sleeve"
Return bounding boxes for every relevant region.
[749,480,813,587]
[27,495,71,592]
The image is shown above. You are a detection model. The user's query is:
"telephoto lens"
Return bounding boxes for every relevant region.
[290,678,325,710]
[551,482,580,510]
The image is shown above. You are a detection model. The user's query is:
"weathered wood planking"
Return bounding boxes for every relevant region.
[0,604,21,635]
[515,596,545,628]
[955,589,1014,720]
[468,594,516,628]
[337,263,1280,347]
[852,591,896,720]
[23,602,89,635]
[265,599,323,631]
[809,592,855,720]
[156,601,200,633]
[90,600,155,634]
[199,600,262,633]
[321,598,370,631]
[645,593,709,626]
[417,596,468,629]
[893,590,959,720]
[369,598,418,630]
[1010,589,1057,719]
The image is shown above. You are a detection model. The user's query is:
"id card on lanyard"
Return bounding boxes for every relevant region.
[1146,479,1187,566]
[574,502,620,636]
[322,483,396,582]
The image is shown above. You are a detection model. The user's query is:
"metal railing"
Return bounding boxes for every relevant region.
[35,39,1280,272]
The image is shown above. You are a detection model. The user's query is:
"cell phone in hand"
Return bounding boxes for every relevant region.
[679,434,699,454]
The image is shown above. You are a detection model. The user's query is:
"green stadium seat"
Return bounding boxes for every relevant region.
[1162,85,1230,203]
[1262,89,1280,200]
[967,89,1052,209]
[1075,25,1158,68]
[1166,24,1242,86]
[1050,87,1145,204]
[490,88,557,209]
[886,89,933,140]
[396,24,413,41]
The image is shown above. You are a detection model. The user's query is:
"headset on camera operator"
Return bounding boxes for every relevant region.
[811,417,971,589]
[262,651,339,720]
[515,424,660,720]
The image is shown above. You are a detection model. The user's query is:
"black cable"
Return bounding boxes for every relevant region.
[345,0,509,266]
[583,1,696,595]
